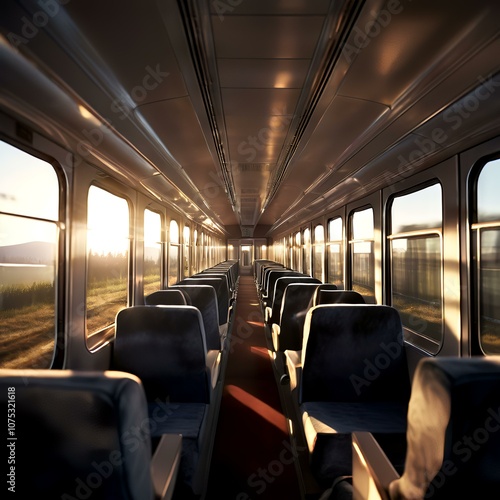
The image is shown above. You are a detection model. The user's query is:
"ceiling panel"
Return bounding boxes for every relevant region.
[212,16,326,59]
[218,58,310,89]
[209,0,331,16]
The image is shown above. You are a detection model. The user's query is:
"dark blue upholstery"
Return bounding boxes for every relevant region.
[113,305,219,495]
[181,277,229,326]
[145,288,191,306]
[173,285,222,351]
[114,305,210,404]
[0,370,159,499]
[267,276,322,325]
[296,304,411,486]
[389,356,500,499]
[275,283,321,351]
[312,288,363,306]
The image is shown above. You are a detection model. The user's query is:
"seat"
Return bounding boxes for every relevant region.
[272,283,321,353]
[145,289,191,306]
[350,356,500,499]
[180,277,231,326]
[286,304,411,488]
[113,305,222,497]
[0,369,181,499]
[265,276,322,324]
[172,284,224,351]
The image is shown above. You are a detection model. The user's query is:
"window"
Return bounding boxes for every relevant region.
[0,141,62,368]
[472,159,500,354]
[168,219,179,286]
[294,232,301,272]
[183,225,190,277]
[144,209,162,297]
[193,229,199,273]
[389,183,443,351]
[86,186,129,344]
[303,228,311,275]
[349,208,375,301]
[313,225,325,282]
[327,217,344,289]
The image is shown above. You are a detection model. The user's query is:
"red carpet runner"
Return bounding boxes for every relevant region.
[206,275,302,499]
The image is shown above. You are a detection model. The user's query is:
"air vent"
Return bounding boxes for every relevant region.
[233,163,272,172]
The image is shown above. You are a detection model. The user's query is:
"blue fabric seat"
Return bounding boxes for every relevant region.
[0,369,181,499]
[113,305,221,496]
[286,304,411,487]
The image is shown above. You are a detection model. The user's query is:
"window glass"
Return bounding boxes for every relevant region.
[350,208,375,300]
[86,186,129,342]
[473,159,500,354]
[313,225,325,281]
[168,220,179,285]
[183,225,190,277]
[327,218,343,288]
[144,209,162,297]
[390,183,443,351]
[303,228,311,275]
[0,142,60,368]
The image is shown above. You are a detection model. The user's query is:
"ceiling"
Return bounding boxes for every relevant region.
[2,0,500,237]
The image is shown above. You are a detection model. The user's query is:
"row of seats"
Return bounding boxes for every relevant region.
[0,260,239,499]
[255,260,500,499]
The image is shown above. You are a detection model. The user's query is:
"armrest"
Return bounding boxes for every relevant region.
[271,323,280,352]
[151,433,182,500]
[265,306,272,323]
[206,349,221,389]
[352,432,399,500]
[285,349,302,393]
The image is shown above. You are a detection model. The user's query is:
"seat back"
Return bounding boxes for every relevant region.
[0,370,154,499]
[313,288,365,306]
[389,356,500,499]
[269,276,322,325]
[145,288,191,305]
[173,285,221,350]
[181,277,229,325]
[300,304,411,404]
[113,305,210,403]
[277,283,321,351]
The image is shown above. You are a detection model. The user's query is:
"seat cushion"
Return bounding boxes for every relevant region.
[301,401,407,485]
[149,402,208,490]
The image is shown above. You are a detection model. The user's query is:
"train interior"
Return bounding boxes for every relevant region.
[1,0,500,498]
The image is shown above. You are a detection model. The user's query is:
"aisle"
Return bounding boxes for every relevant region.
[206,275,302,499]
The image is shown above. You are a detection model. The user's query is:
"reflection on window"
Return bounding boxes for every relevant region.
[303,228,311,275]
[183,225,190,277]
[313,225,324,282]
[294,232,301,272]
[390,183,443,351]
[0,142,60,369]
[86,186,129,343]
[350,208,374,300]
[168,219,179,286]
[327,217,344,289]
[474,159,500,354]
[144,209,162,297]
